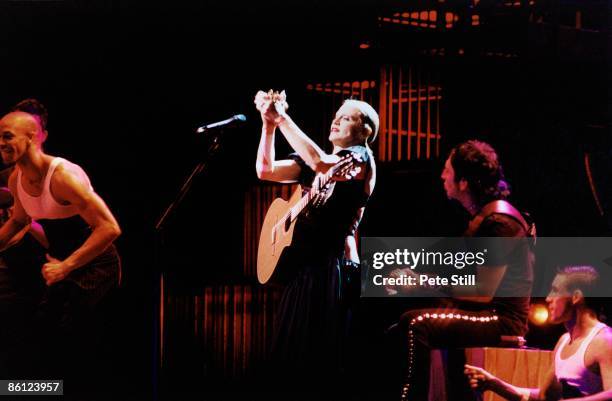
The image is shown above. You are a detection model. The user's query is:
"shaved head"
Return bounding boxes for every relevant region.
[0,111,45,145]
[1,111,39,133]
[0,111,47,164]
[11,98,48,131]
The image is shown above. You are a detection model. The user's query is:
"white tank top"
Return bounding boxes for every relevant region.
[17,157,94,220]
[555,322,606,396]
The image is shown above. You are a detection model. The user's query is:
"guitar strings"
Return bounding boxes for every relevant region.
[270,159,351,232]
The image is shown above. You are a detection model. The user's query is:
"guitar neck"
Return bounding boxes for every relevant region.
[286,169,335,222]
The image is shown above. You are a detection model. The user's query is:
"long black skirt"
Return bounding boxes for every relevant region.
[268,248,360,395]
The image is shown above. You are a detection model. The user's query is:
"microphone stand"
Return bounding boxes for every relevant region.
[155,134,221,231]
[152,132,223,400]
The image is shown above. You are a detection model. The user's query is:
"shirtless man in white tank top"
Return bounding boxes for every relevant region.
[0,101,121,286]
[0,99,122,387]
[465,266,612,401]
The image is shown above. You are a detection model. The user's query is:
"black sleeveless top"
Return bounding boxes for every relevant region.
[287,145,372,259]
[472,213,534,335]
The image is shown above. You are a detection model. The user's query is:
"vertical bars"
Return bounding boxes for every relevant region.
[398,67,403,161]
[164,284,281,378]
[378,65,442,161]
[416,68,422,159]
[408,67,413,160]
[379,68,388,160]
[426,71,431,159]
[387,68,394,161]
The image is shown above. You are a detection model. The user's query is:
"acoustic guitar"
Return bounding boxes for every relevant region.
[257,155,358,284]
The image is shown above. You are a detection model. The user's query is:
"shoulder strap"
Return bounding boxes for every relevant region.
[555,332,571,360]
[16,166,22,186]
[578,322,607,356]
[43,157,64,193]
[466,200,534,236]
[15,167,28,200]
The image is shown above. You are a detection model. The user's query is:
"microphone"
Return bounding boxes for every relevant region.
[196,114,247,134]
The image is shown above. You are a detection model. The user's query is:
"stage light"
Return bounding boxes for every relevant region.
[529,303,549,326]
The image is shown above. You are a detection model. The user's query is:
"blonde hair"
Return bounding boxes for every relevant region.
[343,99,379,144]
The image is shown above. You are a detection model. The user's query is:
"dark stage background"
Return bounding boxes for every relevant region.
[1,1,610,400]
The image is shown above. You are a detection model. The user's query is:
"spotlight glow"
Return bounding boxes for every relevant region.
[529,304,549,326]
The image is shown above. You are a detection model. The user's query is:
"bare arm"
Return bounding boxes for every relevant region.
[255,120,301,183]
[465,337,567,401]
[254,91,302,183]
[563,391,612,401]
[254,91,367,182]
[563,329,612,401]
[255,90,338,174]
[345,233,360,262]
[0,172,31,251]
[343,157,376,262]
[488,372,543,401]
[276,114,332,173]
[42,165,120,285]
[465,363,547,401]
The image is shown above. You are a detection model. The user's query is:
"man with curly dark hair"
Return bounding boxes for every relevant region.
[444,140,510,210]
[391,140,535,401]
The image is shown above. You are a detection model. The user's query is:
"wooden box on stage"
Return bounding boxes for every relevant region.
[429,347,553,401]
